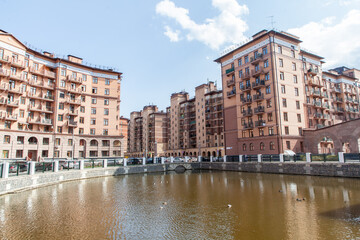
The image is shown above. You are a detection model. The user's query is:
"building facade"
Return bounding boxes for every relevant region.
[0,30,124,160]
[215,29,360,155]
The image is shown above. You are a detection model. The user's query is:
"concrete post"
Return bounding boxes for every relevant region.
[2,162,9,178]
[142,157,146,165]
[29,161,35,175]
[224,155,227,162]
[306,153,311,163]
[103,159,108,168]
[80,160,84,170]
[170,157,174,163]
[257,154,262,163]
[161,157,165,164]
[198,156,201,162]
[279,154,284,163]
[123,159,127,167]
[239,155,243,162]
[338,152,345,163]
[210,156,213,162]
[53,161,59,172]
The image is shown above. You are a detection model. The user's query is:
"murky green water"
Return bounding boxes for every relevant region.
[0,171,359,240]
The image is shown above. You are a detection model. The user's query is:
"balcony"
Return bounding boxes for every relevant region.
[250,53,263,65]
[307,68,318,76]
[68,120,78,127]
[67,87,83,94]
[7,100,19,107]
[44,70,56,79]
[346,97,354,103]
[242,109,252,117]
[40,118,53,125]
[241,97,252,104]
[241,72,251,80]
[8,86,23,95]
[251,66,264,77]
[253,94,264,102]
[3,113,18,121]
[27,91,43,100]
[10,59,25,69]
[255,120,266,127]
[225,66,235,75]
[0,68,9,77]
[227,90,236,98]
[333,97,343,103]
[254,106,265,114]
[243,122,254,129]
[335,107,345,113]
[43,94,55,101]
[67,110,79,116]
[320,92,328,98]
[0,55,10,64]
[313,101,322,107]
[308,79,322,87]
[252,80,265,89]
[334,88,342,93]
[226,79,235,87]
[311,90,321,96]
[9,72,26,81]
[313,113,323,119]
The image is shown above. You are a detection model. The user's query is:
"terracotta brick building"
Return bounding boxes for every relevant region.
[0,30,125,160]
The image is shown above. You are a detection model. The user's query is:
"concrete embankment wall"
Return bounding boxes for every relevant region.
[200,162,360,178]
[0,162,359,196]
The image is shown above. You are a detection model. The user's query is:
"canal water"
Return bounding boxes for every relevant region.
[0,171,359,240]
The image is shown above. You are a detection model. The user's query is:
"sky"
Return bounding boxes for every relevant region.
[1,0,360,118]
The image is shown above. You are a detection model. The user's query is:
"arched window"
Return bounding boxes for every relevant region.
[250,143,254,151]
[270,141,275,150]
[28,137,38,145]
[113,140,121,147]
[242,143,246,151]
[260,142,265,150]
[90,139,98,146]
[79,139,86,146]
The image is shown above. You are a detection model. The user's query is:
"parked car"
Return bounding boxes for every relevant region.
[35,162,53,172]
[127,158,141,165]
[59,161,79,169]
[9,161,28,173]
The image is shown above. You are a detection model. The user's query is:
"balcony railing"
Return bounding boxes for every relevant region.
[241,97,252,104]
[10,59,25,69]
[243,122,254,129]
[253,94,264,101]
[227,90,236,97]
[241,109,252,117]
[225,67,235,75]
[255,120,266,127]
[254,106,265,114]
[68,120,78,127]
[250,53,263,65]
[226,79,235,86]
[0,55,9,63]
[252,80,265,89]
[241,72,251,80]
[251,66,264,77]
[0,68,9,77]
[307,68,318,75]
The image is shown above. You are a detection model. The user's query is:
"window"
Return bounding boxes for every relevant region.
[91,118,96,125]
[279,58,283,67]
[296,101,300,109]
[242,144,246,151]
[16,150,23,158]
[20,97,25,104]
[265,73,270,81]
[267,113,273,121]
[60,80,65,87]
[90,151,98,157]
[297,114,301,122]
[238,58,242,66]
[284,112,288,121]
[250,143,254,151]
[269,127,274,135]
[17,136,24,144]
[4,121,11,129]
[239,70,243,78]
[92,77,98,83]
[298,127,303,136]
[266,86,271,94]
[285,126,289,135]
[68,139,73,146]
[79,128,84,134]
[295,87,299,96]
[104,119,108,126]
[91,108,96,114]
[82,74,87,81]
[59,92,65,98]
[104,99,109,105]
[80,106,85,113]
[4,135,10,144]
[2,150,9,158]
[262,47,268,55]
[72,72,77,79]
[79,117,84,124]
[282,98,287,107]
[260,142,265,150]
[103,129,108,135]
[278,45,282,54]
[264,60,269,68]
[293,75,298,83]
[280,72,284,80]
[270,141,275,150]
[61,69,66,76]
[105,89,110,95]
[245,55,249,63]
[92,88,97,94]
[91,98,97,104]
[81,96,86,102]
[291,50,295,58]
[59,103,64,110]
[19,110,24,118]
[57,126,62,133]
[90,129,95,135]
[259,128,264,136]
[105,79,110,85]
[67,151,73,158]
[292,62,296,71]
[58,114,63,121]
[43,138,49,145]
[267,99,272,108]
[286,141,291,149]
[242,131,246,138]
[104,108,109,115]
[55,138,61,145]
[281,85,286,94]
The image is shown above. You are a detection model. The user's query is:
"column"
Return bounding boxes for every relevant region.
[123,159,127,167]
[161,157,165,164]
[224,155,227,162]
[279,154,284,163]
[2,162,9,178]
[80,160,84,170]
[29,161,35,175]
[338,152,345,163]
[239,155,243,162]
[257,154,262,163]
[198,156,201,162]
[306,153,311,163]
[103,159,108,168]
[210,156,213,162]
[142,157,146,165]
[53,161,59,172]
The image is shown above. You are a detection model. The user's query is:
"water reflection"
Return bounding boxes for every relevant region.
[0,171,359,239]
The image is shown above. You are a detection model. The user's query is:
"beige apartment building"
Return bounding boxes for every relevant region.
[0,30,124,160]
[128,105,167,157]
[215,29,359,155]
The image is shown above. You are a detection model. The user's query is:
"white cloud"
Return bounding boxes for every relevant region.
[288,10,360,67]
[155,0,249,50]
[324,0,360,6]
[164,26,180,42]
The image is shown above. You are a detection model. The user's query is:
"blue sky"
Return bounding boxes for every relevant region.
[1,0,360,117]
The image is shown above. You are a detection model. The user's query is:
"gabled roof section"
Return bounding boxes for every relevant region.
[0,31,27,50]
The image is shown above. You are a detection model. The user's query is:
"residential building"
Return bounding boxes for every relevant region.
[215,29,359,155]
[0,30,124,160]
[119,117,129,157]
